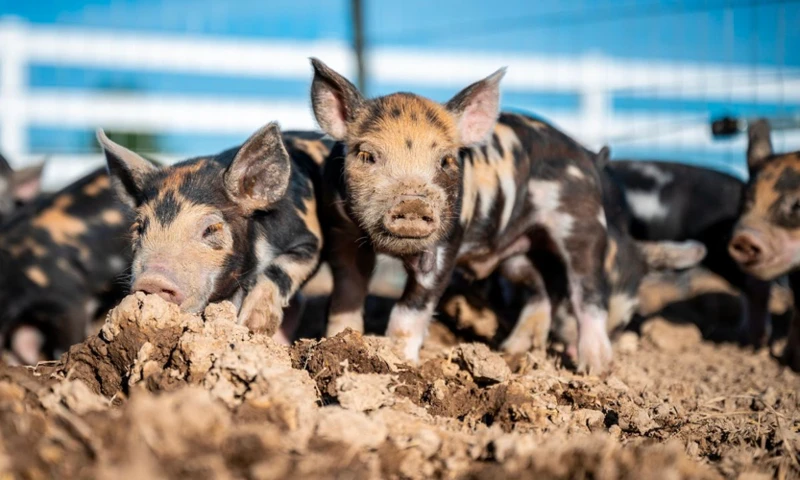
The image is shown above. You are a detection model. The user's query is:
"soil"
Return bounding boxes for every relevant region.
[1,281,799,479]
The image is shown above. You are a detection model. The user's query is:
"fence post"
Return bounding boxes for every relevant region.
[0,18,28,162]
[579,53,611,151]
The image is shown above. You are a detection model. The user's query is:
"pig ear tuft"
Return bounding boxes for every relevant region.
[11,162,45,202]
[97,129,156,208]
[309,58,364,140]
[225,122,292,212]
[747,119,773,172]
[445,67,506,146]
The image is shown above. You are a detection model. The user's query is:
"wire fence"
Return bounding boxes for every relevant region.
[0,0,798,190]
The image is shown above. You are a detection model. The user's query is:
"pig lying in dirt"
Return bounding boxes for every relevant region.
[728,119,800,370]
[0,153,44,225]
[608,156,777,347]
[0,169,131,364]
[97,124,330,343]
[311,58,619,372]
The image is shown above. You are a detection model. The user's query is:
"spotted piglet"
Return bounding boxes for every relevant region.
[97,125,328,342]
[0,169,131,364]
[311,59,615,372]
[728,120,800,370]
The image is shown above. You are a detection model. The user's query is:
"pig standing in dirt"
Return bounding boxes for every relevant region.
[0,169,131,364]
[442,148,707,352]
[0,153,44,225]
[97,125,329,342]
[728,120,800,370]
[311,59,617,372]
[609,157,776,347]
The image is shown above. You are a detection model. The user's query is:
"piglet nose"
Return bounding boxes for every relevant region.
[133,274,185,305]
[383,196,438,238]
[729,231,765,266]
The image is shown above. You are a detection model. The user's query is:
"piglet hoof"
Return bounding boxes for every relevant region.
[400,337,423,363]
[576,330,613,375]
[241,308,282,337]
[783,348,800,372]
[500,335,533,355]
[325,312,365,337]
[782,323,800,372]
[386,329,423,363]
[272,329,292,346]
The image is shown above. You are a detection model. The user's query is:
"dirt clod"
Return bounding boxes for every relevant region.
[455,343,511,384]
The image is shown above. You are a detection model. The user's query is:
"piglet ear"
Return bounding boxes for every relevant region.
[595,146,611,170]
[310,58,365,140]
[747,119,773,172]
[225,122,292,212]
[97,129,157,208]
[11,162,45,202]
[445,67,506,146]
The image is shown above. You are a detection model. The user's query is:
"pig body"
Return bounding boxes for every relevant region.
[99,126,329,341]
[0,169,131,363]
[0,153,44,225]
[609,159,774,345]
[450,155,706,354]
[311,59,614,372]
[729,120,800,369]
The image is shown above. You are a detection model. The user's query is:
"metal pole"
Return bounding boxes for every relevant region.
[351,0,367,94]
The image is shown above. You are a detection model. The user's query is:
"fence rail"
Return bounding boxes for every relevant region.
[1,18,799,189]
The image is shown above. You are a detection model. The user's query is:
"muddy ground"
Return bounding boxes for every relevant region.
[1,263,799,479]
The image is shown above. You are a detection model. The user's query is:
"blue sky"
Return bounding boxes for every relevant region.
[2,0,799,177]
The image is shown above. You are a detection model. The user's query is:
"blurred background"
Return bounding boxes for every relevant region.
[0,0,798,190]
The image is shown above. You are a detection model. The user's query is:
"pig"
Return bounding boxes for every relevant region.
[310,58,618,372]
[0,169,131,364]
[442,148,706,354]
[97,125,329,342]
[728,119,800,370]
[608,157,776,346]
[0,153,45,225]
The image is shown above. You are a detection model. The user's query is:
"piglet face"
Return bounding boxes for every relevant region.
[310,59,505,256]
[729,120,800,281]
[97,123,292,312]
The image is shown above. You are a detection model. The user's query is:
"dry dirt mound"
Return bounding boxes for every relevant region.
[1,293,798,479]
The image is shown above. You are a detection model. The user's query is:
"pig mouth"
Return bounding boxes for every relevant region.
[738,256,793,281]
[370,228,440,257]
[380,227,435,240]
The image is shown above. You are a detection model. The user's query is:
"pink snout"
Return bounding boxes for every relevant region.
[383,195,439,239]
[729,230,767,267]
[132,272,185,305]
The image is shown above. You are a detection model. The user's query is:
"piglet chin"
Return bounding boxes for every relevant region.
[371,231,440,258]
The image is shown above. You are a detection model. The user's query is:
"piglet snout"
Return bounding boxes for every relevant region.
[729,231,766,266]
[383,196,438,238]
[133,274,185,305]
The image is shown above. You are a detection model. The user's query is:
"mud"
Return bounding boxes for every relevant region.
[1,292,798,479]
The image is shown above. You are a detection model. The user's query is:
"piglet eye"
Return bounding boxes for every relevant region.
[131,222,144,236]
[203,222,223,238]
[791,199,800,214]
[357,151,375,164]
[440,156,455,169]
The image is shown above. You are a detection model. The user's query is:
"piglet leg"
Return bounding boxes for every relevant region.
[238,274,283,336]
[326,236,376,336]
[499,255,553,353]
[386,247,454,362]
[273,292,306,345]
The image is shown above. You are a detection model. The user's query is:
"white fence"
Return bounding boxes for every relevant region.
[1,17,799,189]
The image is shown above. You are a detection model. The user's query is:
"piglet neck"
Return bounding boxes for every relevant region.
[404,249,437,276]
